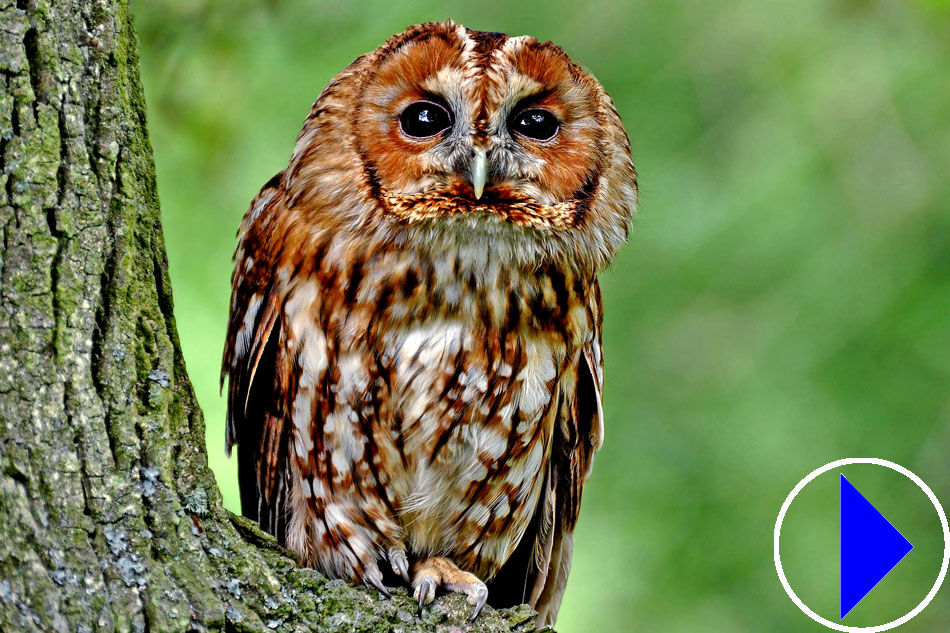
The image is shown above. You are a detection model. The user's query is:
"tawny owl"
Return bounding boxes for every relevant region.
[222,20,637,626]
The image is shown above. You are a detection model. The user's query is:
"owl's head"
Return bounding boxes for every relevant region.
[286,21,637,271]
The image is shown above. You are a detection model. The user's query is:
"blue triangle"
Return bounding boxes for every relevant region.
[840,474,914,619]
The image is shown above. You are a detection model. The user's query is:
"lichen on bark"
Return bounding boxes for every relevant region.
[0,1,547,631]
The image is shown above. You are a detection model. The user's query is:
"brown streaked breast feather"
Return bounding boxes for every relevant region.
[486,281,604,626]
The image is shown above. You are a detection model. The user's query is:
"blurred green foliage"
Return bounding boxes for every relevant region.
[133,1,950,631]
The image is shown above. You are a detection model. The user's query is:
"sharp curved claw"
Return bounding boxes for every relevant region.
[366,572,391,599]
[413,576,436,613]
[388,546,410,584]
[397,558,410,584]
[470,585,489,621]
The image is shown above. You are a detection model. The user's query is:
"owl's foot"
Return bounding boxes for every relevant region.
[411,556,489,621]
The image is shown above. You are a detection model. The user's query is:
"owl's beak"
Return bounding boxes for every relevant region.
[469,148,488,199]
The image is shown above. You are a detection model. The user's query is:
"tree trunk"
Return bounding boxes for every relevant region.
[0,2,545,631]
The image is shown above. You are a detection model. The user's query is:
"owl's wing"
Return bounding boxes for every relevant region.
[488,283,605,626]
[221,173,291,543]
[532,337,604,625]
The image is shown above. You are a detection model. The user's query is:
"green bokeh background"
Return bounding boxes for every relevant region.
[132,1,950,631]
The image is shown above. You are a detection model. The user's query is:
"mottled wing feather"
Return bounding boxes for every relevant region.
[488,283,605,625]
[222,173,290,541]
[533,340,603,625]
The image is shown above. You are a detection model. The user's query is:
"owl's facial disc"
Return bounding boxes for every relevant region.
[351,23,622,231]
[287,21,635,267]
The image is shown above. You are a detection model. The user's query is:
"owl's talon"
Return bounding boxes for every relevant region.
[469,584,489,620]
[412,575,437,611]
[388,545,410,583]
[412,556,489,620]
[365,568,391,599]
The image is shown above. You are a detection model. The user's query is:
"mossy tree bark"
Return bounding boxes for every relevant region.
[0,2,544,631]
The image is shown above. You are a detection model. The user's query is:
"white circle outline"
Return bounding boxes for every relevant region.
[774,457,949,632]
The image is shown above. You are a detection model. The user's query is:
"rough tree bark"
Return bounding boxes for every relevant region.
[0,2,547,631]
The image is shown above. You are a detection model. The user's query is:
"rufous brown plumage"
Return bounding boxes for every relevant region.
[222,20,637,626]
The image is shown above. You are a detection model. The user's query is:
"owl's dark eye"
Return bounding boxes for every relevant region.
[399,101,452,138]
[510,108,559,141]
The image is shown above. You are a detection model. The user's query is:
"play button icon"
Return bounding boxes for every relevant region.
[775,458,950,631]
[840,474,914,620]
